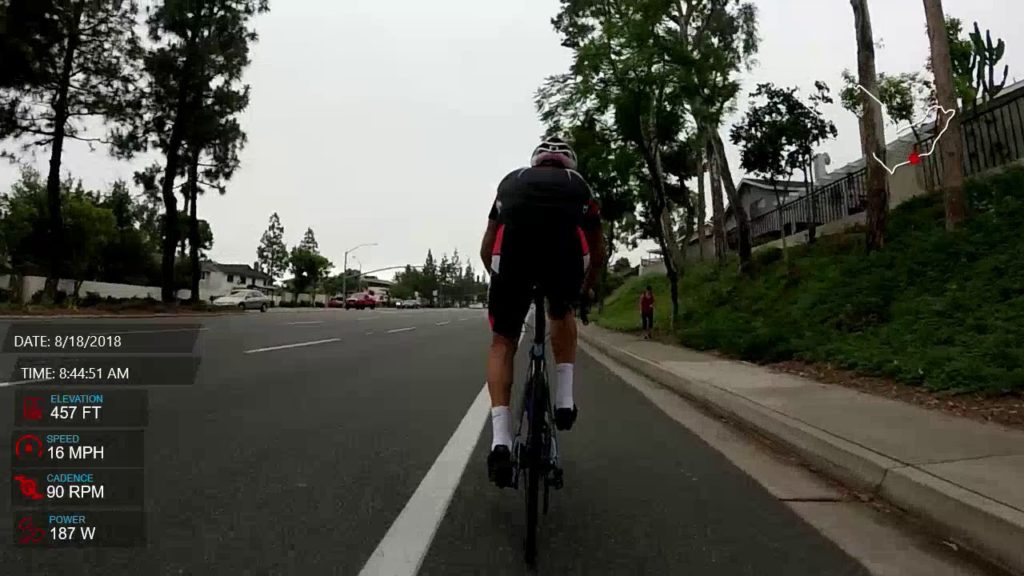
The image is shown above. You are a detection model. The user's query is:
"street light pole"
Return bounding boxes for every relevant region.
[342,243,377,298]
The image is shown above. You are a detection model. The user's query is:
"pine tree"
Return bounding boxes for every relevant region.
[256,212,288,281]
[1,0,142,301]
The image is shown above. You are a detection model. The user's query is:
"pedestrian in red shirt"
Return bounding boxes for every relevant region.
[639,285,655,340]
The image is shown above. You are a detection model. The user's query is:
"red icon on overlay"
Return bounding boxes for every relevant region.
[15,434,44,460]
[13,474,45,500]
[23,397,44,421]
[16,516,45,545]
[908,150,922,165]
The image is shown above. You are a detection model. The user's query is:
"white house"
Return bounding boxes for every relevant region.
[198,262,277,301]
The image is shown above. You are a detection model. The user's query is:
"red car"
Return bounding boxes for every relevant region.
[345,292,377,310]
[327,297,346,308]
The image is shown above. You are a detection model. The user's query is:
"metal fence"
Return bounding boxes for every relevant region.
[923,87,1024,189]
[748,168,868,245]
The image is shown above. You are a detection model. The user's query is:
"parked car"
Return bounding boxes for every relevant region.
[396,299,421,309]
[345,292,377,310]
[327,297,345,308]
[213,289,270,312]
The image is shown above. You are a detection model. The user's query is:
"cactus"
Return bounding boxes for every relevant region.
[969,22,1009,102]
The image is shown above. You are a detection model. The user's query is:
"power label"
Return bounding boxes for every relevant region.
[11,430,145,469]
[14,389,148,427]
[13,511,146,547]
[11,469,145,508]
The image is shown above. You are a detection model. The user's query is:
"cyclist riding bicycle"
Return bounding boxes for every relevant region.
[479,136,606,488]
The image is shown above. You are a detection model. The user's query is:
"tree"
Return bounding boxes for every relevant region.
[671,0,760,273]
[421,249,438,304]
[730,85,791,258]
[923,0,967,230]
[851,0,889,252]
[113,0,268,302]
[63,188,117,300]
[0,167,127,301]
[288,228,331,301]
[546,0,701,322]
[732,82,837,256]
[0,0,60,91]
[257,212,288,281]
[298,227,318,252]
[98,181,160,285]
[781,82,838,243]
[1,0,141,301]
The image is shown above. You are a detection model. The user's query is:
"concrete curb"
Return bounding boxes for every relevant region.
[581,329,1024,575]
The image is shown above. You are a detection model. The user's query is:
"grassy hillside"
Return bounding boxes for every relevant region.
[595,167,1024,395]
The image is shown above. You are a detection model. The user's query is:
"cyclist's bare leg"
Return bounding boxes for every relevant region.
[548,312,577,364]
[486,332,516,487]
[486,333,516,408]
[549,310,579,429]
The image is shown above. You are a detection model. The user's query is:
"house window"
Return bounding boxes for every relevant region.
[227,274,234,282]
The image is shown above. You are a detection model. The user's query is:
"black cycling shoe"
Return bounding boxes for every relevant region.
[488,445,514,488]
[554,405,578,431]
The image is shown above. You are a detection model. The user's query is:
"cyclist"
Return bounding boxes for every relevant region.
[479,136,605,488]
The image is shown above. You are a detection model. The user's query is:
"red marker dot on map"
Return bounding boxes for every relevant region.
[908,150,921,165]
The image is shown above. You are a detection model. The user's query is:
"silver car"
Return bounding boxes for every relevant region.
[213,290,270,312]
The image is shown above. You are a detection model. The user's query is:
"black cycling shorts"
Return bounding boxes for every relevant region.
[487,223,589,341]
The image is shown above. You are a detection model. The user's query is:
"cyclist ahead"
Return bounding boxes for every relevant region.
[479,137,606,488]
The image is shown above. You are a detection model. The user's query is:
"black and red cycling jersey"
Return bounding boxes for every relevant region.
[485,165,601,339]
[487,166,601,275]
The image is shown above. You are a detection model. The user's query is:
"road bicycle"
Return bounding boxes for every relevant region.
[511,288,589,565]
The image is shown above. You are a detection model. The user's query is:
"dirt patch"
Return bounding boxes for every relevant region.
[769,359,1024,432]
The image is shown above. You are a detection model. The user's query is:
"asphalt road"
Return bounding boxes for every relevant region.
[0,308,873,574]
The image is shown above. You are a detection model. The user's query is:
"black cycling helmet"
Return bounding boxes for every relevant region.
[531,136,578,170]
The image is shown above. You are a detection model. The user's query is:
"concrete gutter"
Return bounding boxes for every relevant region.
[580,328,1024,575]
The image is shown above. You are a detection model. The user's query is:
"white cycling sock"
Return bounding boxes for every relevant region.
[555,363,574,410]
[490,405,512,449]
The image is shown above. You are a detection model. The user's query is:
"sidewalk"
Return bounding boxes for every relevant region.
[580,324,1024,575]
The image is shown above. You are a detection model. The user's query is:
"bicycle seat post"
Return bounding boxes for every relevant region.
[531,289,546,357]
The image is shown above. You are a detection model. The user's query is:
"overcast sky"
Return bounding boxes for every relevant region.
[2,0,1021,278]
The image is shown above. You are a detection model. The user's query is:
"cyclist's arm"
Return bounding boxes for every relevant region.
[480,201,499,274]
[582,199,605,291]
[584,228,605,290]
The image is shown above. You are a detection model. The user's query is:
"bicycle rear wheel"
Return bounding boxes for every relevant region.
[523,374,547,565]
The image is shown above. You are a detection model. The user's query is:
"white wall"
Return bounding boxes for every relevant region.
[1,275,167,303]
[0,272,279,304]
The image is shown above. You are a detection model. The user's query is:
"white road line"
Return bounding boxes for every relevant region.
[243,338,340,354]
[366,331,375,335]
[458,318,470,322]
[435,321,451,326]
[287,321,324,326]
[0,378,53,389]
[358,310,531,576]
[103,327,210,336]
[386,327,416,334]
